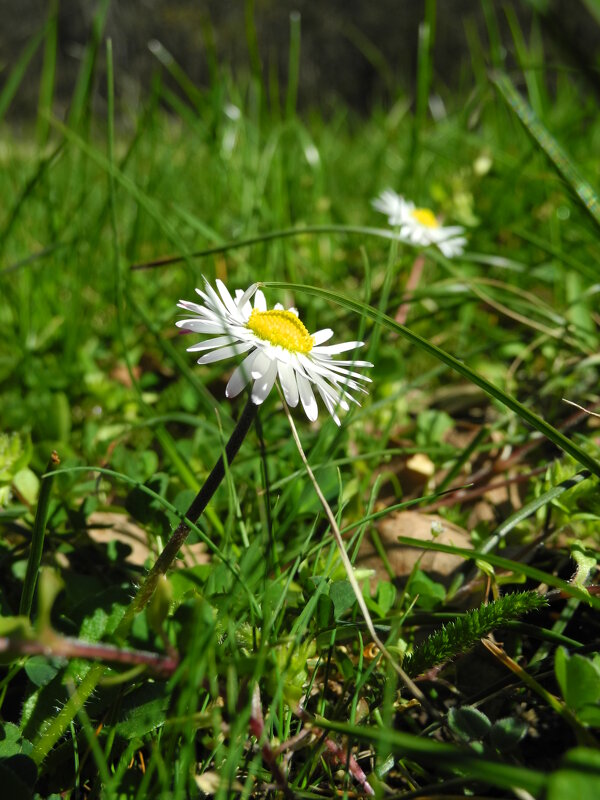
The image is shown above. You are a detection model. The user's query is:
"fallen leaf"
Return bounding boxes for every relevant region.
[358,510,472,588]
[87,512,208,567]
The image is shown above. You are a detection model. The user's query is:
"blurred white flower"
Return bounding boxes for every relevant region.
[372,189,467,258]
[177,278,372,425]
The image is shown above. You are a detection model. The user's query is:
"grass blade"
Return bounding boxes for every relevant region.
[314,715,547,795]
[0,24,46,123]
[395,537,600,608]
[265,281,600,481]
[19,451,60,618]
[491,70,600,228]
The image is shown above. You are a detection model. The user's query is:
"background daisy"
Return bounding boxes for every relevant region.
[372,189,467,257]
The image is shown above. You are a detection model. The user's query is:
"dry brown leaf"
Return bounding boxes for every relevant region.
[86,512,209,567]
[87,511,153,566]
[358,510,472,588]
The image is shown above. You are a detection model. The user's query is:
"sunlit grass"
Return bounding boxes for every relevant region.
[1,2,600,797]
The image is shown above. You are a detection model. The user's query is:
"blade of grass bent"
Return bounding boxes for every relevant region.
[129,225,408,271]
[481,469,593,554]
[394,537,600,608]
[265,282,600,481]
[492,70,600,228]
[313,715,546,794]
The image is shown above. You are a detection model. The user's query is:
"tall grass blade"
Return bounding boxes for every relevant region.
[314,716,547,794]
[67,0,111,127]
[395,537,600,608]
[0,24,46,123]
[492,70,600,228]
[19,451,60,617]
[285,11,301,119]
[36,0,58,145]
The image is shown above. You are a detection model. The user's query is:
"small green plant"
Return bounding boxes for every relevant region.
[405,591,548,677]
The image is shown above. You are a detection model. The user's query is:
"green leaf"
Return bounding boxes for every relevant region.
[316,594,334,629]
[447,706,492,742]
[547,748,600,800]
[77,587,130,641]
[555,648,600,714]
[0,433,32,483]
[416,409,453,447]
[0,724,36,798]
[114,683,171,739]
[12,469,39,505]
[0,723,33,758]
[24,657,60,689]
[376,581,396,615]
[330,580,357,618]
[489,717,528,752]
[578,705,600,727]
[406,569,446,611]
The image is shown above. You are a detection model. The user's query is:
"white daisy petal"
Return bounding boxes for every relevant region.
[177,299,206,314]
[312,328,334,345]
[277,361,299,407]
[176,320,228,335]
[196,341,254,364]
[186,334,236,352]
[236,283,258,312]
[226,350,260,398]
[251,350,273,379]
[296,372,318,422]
[251,359,278,404]
[315,384,341,426]
[312,341,363,355]
[203,280,229,317]
[254,289,267,311]
[216,279,241,317]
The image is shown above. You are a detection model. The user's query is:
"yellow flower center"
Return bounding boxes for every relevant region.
[247,308,314,353]
[411,207,439,228]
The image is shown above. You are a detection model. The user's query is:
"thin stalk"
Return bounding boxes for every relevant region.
[32,663,105,765]
[117,397,257,632]
[0,633,177,678]
[19,451,60,618]
[280,392,438,718]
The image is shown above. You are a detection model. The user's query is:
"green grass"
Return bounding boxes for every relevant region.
[1,3,600,798]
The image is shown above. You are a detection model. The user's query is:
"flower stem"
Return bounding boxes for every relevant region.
[280,392,438,718]
[117,396,257,634]
[31,398,257,765]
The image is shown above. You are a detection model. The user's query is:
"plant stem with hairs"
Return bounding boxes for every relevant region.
[33,397,257,764]
[117,397,257,634]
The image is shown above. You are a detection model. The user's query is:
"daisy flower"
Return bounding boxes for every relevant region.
[372,189,466,258]
[176,278,372,426]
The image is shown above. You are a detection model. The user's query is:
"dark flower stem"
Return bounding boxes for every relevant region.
[119,397,257,631]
